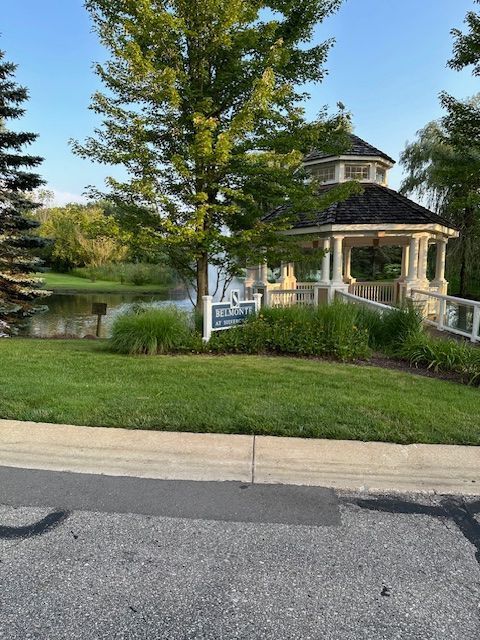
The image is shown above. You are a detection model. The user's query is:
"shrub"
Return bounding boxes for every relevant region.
[209,302,371,361]
[110,306,201,355]
[399,334,480,384]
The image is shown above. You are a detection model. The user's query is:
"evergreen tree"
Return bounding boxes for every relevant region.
[74,0,355,309]
[0,49,47,332]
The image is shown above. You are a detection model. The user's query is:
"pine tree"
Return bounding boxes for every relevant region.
[0,49,47,333]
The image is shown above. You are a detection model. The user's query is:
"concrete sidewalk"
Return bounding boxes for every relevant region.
[0,418,479,494]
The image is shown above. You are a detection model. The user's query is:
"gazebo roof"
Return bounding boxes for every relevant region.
[304,134,395,165]
[262,183,457,231]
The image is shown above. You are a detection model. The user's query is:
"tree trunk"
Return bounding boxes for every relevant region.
[459,250,468,298]
[196,253,209,311]
[459,206,475,298]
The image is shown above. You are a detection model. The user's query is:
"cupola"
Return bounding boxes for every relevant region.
[303,134,395,186]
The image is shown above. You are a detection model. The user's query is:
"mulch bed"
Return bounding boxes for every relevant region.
[364,354,469,386]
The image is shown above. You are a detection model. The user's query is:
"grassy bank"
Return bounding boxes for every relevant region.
[38,271,171,293]
[0,339,479,445]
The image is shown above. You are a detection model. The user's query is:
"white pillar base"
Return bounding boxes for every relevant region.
[430,279,448,295]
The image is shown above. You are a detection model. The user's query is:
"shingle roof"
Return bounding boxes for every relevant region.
[262,183,457,230]
[304,134,395,164]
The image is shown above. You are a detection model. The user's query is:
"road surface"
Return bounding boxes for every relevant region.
[0,466,479,639]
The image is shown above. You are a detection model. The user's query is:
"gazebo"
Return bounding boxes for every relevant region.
[245,134,459,309]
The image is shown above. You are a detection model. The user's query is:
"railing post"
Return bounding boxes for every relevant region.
[437,298,446,332]
[264,287,270,307]
[472,305,480,343]
[202,295,213,342]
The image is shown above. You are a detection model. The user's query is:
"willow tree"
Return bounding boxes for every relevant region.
[75,0,353,308]
[400,1,480,297]
[400,106,480,296]
[0,49,47,332]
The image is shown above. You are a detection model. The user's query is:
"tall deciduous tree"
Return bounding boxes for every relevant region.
[38,203,131,271]
[449,0,480,75]
[0,49,47,332]
[74,0,353,309]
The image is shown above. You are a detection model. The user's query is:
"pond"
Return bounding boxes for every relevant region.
[23,292,193,339]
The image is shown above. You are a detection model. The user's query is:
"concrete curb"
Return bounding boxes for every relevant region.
[0,419,479,495]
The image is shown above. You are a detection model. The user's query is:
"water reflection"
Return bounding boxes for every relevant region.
[24,292,192,338]
[445,302,474,333]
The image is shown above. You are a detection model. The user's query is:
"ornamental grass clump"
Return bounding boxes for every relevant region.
[209,302,370,361]
[399,334,480,384]
[356,302,424,353]
[110,306,200,355]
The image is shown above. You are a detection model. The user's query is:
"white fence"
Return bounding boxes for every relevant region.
[269,288,315,307]
[335,290,395,314]
[349,281,397,305]
[411,289,480,343]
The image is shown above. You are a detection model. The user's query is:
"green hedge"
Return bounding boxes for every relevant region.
[208,303,371,360]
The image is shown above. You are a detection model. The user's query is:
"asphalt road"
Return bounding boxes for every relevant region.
[0,466,479,640]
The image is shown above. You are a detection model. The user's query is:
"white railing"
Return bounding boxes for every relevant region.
[335,290,395,314]
[349,281,397,305]
[412,289,480,343]
[269,288,315,307]
[296,288,315,305]
[296,282,316,290]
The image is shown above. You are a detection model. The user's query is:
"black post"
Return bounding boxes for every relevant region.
[96,314,102,338]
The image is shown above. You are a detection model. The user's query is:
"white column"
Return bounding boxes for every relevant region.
[432,237,448,294]
[401,244,410,278]
[344,246,352,282]
[407,235,420,281]
[434,238,447,282]
[283,262,296,289]
[280,262,288,283]
[244,265,257,298]
[417,235,429,282]
[259,261,268,285]
[332,235,344,284]
[321,237,331,283]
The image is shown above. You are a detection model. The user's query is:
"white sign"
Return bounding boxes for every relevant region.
[203,290,262,341]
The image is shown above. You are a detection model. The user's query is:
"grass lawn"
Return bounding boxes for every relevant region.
[38,271,169,293]
[0,339,479,445]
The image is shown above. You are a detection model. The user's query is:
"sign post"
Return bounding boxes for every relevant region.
[91,302,107,338]
[203,290,262,342]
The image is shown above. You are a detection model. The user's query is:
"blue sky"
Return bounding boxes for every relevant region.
[2,0,478,204]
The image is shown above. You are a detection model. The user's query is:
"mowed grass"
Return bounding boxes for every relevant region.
[38,271,169,293]
[1,340,479,444]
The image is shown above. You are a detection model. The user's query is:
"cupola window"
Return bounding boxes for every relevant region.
[345,164,370,180]
[310,163,335,183]
[376,167,386,184]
